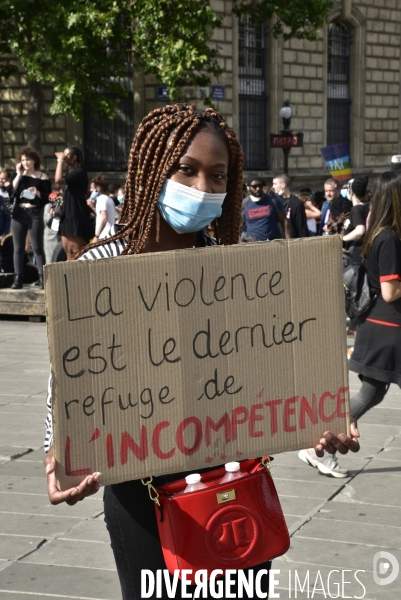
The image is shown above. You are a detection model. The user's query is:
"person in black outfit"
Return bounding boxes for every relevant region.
[272,173,309,238]
[342,176,371,335]
[54,146,89,259]
[343,176,370,266]
[349,171,401,420]
[10,147,50,289]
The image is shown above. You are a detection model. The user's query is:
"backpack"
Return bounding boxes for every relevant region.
[343,261,378,319]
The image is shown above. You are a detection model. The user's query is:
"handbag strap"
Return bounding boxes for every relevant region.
[141,476,160,506]
[141,456,271,505]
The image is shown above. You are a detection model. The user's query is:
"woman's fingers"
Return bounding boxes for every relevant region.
[314,421,360,457]
[47,471,102,506]
[319,430,360,455]
[44,445,101,506]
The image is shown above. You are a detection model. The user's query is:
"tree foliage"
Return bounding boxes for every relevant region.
[0,0,334,120]
[233,0,335,40]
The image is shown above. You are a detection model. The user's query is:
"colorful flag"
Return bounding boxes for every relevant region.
[320,144,351,183]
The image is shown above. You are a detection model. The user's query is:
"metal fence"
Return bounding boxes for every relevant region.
[327,22,351,147]
[238,17,268,170]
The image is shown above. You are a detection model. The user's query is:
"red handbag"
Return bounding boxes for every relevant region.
[142,457,290,583]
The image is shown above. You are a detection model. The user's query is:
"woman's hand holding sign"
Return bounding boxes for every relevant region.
[44,446,101,505]
[315,420,360,457]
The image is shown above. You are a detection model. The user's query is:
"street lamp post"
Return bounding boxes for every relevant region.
[270,101,303,172]
[279,101,293,175]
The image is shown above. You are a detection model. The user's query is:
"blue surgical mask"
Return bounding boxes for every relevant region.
[90,190,99,200]
[340,189,348,198]
[157,179,226,234]
[117,195,124,203]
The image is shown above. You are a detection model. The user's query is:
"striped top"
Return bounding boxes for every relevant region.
[44,227,216,452]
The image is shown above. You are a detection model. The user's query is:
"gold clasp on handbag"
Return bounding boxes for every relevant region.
[261,456,271,470]
[216,488,236,504]
[141,476,160,506]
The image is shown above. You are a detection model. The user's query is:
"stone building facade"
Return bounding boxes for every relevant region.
[0,0,400,188]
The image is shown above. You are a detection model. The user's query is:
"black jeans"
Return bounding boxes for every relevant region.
[104,480,271,599]
[350,376,390,421]
[11,207,45,275]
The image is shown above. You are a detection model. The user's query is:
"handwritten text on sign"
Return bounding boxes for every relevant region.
[45,238,349,488]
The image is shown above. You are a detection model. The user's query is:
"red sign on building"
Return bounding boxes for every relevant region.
[270,133,303,148]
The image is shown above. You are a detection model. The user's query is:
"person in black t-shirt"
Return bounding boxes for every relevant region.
[10,146,51,289]
[272,173,309,238]
[54,146,90,259]
[343,176,370,266]
[349,171,401,419]
[342,176,371,335]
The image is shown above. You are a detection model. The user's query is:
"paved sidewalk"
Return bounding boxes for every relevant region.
[0,319,400,599]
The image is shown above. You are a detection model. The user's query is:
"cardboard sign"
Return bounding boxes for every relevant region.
[45,237,349,490]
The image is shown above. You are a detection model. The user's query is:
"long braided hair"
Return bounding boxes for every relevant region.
[76,103,243,257]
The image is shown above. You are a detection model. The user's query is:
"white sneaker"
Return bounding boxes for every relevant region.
[298,448,318,468]
[298,448,348,478]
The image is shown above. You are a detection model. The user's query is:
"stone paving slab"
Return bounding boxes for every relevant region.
[357,410,401,426]
[0,460,53,478]
[0,404,47,414]
[294,517,401,548]
[333,473,401,506]
[0,563,120,599]
[59,518,110,544]
[0,513,84,538]
[0,475,50,495]
[0,491,104,519]
[0,447,33,461]
[0,423,46,449]
[278,495,327,518]
[273,477,347,500]
[21,538,116,571]
[271,464,353,484]
[0,534,46,561]
[1,396,46,406]
[14,449,45,462]
[361,458,401,475]
[377,446,401,460]
[315,501,401,527]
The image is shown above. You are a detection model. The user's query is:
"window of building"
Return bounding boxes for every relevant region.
[238,17,268,170]
[327,22,351,147]
[84,67,134,172]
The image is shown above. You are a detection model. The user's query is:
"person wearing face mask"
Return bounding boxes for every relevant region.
[242,178,288,241]
[43,104,360,600]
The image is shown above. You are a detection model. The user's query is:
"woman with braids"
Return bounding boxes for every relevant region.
[54,145,90,259]
[348,171,401,420]
[44,104,359,599]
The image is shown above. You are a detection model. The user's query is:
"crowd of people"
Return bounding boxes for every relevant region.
[0,146,125,287]
[0,150,372,293]
[1,102,398,600]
